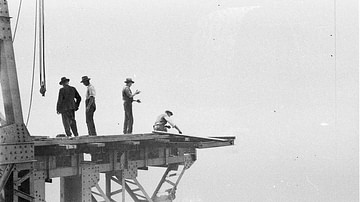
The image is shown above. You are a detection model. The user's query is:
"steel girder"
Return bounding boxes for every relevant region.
[0,124,35,202]
[98,154,194,202]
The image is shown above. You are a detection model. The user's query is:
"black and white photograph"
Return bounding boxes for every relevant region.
[0,0,358,201]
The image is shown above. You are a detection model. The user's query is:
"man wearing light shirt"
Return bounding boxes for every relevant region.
[122,78,141,134]
[153,110,182,134]
[81,76,97,136]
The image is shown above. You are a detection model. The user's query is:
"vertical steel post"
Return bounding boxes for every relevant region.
[0,0,24,124]
[60,176,82,202]
[60,163,99,202]
[33,171,46,202]
[105,173,112,200]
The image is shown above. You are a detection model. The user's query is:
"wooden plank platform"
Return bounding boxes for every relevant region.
[33,133,170,146]
[32,132,235,149]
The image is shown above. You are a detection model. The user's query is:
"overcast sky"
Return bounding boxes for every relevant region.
[4,0,359,201]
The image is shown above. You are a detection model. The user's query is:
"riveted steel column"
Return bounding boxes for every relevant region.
[60,163,99,202]
[105,173,112,200]
[0,123,34,202]
[60,175,82,202]
[0,0,23,124]
[33,170,46,202]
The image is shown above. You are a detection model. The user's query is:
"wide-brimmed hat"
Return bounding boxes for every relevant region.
[124,78,135,83]
[59,77,70,85]
[80,76,91,83]
[165,110,173,116]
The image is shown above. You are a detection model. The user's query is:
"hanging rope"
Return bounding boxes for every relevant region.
[12,0,23,42]
[26,0,38,126]
[39,0,46,96]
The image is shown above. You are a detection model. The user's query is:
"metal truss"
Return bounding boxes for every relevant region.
[151,155,194,202]
[0,124,35,202]
[97,155,194,202]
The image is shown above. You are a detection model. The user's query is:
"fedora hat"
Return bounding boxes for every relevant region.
[124,78,135,83]
[80,76,91,83]
[59,77,70,85]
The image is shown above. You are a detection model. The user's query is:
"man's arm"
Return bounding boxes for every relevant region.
[86,96,95,111]
[124,87,140,99]
[174,125,182,134]
[56,89,63,114]
[86,85,96,110]
[164,116,182,134]
[74,88,81,110]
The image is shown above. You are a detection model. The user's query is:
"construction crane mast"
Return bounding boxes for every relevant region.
[0,1,235,201]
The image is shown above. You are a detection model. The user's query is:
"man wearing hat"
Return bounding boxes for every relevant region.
[122,78,141,134]
[153,110,182,134]
[56,77,82,137]
[81,76,97,136]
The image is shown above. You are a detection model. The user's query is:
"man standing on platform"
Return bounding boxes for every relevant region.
[57,77,81,137]
[122,78,141,134]
[81,76,97,136]
[153,110,182,134]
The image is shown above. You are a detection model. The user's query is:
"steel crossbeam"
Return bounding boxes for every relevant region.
[0,164,14,191]
[0,124,233,202]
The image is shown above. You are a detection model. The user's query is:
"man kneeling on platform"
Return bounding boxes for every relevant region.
[153,110,182,134]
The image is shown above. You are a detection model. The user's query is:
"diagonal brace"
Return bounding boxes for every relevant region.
[0,164,14,192]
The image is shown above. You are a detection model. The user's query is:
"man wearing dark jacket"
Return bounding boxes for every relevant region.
[57,77,81,137]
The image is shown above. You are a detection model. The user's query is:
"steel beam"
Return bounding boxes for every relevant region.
[33,171,45,202]
[32,132,233,201]
[0,164,14,192]
[4,163,34,202]
[151,155,194,202]
[0,0,23,124]
[60,175,82,202]
[0,123,34,201]
[92,184,111,202]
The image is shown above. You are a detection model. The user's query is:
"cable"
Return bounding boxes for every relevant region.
[38,0,42,86]
[39,0,46,96]
[12,0,23,42]
[26,0,38,126]
[42,0,46,87]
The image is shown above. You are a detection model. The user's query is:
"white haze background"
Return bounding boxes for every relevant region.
[4,0,358,201]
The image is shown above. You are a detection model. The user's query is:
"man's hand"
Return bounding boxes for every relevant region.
[135,99,141,103]
[135,90,141,95]
[178,130,182,134]
[75,107,79,111]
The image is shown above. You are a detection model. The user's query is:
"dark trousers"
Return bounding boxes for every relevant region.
[61,110,78,137]
[123,102,133,134]
[86,101,97,136]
